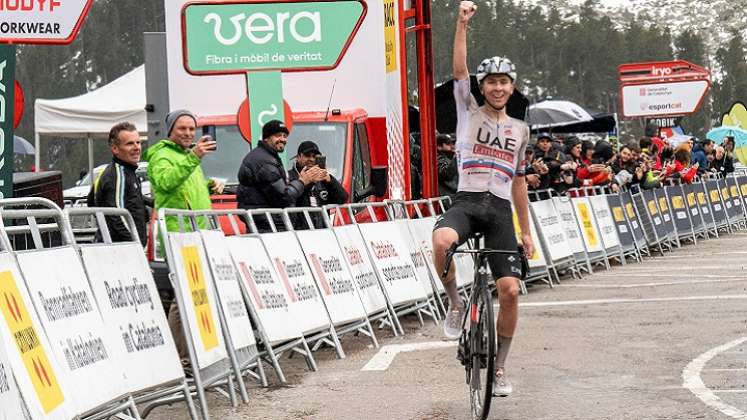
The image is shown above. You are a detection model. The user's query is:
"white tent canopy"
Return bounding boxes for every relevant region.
[34,65,147,172]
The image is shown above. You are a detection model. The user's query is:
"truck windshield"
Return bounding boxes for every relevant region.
[286,122,346,179]
[200,122,346,185]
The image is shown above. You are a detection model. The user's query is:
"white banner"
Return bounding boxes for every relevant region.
[551,197,586,255]
[395,219,437,296]
[260,232,331,335]
[80,244,183,393]
[621,80,709,118]
[227,236,302,345]
[571,197,605,253]
[295,230,367,326]
[16,248,128,413]
[530,200,573,262]
[199,231,256,350]
[454,243,475,289]
[332,225,388,315]
[167,232,227,369]
[588,195,621,250]
[357,222,427,306]
[403,218,445,293]
[0,253,75,420]
[0,335,26,420]
[512,206,548,269]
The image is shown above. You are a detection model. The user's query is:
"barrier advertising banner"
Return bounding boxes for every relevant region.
[296,229,367,325]
[227,236,302,345]
[0,337,25,420]
[395,219,437,296]
[531,200,572,262]
[0,253,73,420]
[332,225,388,315]
[16,248,128,414]
[403,217,445,292]
[260,231,331,335]
[167,232,227,368]
[572,197,604,253]
[357,221,427,305]
[512,208,548,268]
[606,195,635,249]
[588,195,620,250]
[620,192,646,246]
[552,197,586,255]
[80,244,183,393]
[199,231,256,350]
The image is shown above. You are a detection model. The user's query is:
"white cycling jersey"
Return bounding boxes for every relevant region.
[454,78,529,202]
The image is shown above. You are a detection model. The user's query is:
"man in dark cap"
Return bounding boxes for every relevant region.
[236,119,326,232]
[287,140,348,228]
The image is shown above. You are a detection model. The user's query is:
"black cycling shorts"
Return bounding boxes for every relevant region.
[433,191,522,279]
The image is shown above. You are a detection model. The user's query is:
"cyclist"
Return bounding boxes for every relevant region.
[432,0,535,398]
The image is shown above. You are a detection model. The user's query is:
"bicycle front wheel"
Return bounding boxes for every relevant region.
[469,282,496,420]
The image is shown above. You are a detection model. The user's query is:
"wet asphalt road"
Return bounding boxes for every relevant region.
[148,231,747,420]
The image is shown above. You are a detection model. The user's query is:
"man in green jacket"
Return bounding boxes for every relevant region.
[144,109,223,232]
[144,109,223,362]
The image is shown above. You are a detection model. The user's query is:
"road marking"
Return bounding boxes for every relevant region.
[591,274,745,279]
[702,368,747,372]
[558,278,747,288]
[361,341,457,371]
[682,337,747,419]
[655,251,747,258]
[516,295,747,308]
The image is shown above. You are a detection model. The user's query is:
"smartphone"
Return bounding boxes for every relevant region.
[315,155,326,169]
[201,125,217,150]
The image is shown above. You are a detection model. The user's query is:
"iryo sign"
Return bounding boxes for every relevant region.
[0,0,93,44]
[182,0,367,74]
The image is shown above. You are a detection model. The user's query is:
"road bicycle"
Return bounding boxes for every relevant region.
[442,238,527,420]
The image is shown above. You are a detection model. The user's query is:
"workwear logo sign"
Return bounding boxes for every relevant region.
[0,271,64,413]
[180,246,218,351]
[182,0,366,74]
[0,0,93,44]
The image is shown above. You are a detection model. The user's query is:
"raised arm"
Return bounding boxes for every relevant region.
[453,1,476,81]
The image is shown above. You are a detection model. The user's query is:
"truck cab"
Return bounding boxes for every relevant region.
[198,108,387,211]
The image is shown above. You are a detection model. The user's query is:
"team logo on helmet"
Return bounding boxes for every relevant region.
[476,56,517,84]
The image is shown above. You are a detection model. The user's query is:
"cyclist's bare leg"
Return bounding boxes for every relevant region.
[495,276,520,372]
[432,227,462,307]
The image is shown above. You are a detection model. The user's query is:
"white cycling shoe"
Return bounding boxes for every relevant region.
[443,305,464,340]
[493,370,513,397]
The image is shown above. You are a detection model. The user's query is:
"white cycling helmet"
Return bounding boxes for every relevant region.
[476,56,516,84]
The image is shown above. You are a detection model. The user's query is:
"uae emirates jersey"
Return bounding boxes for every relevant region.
[454,78,529,201]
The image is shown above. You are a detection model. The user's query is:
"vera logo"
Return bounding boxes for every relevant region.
[0,271,64,413]
[204,11,321,46]
[180,246,218,351]
[183,1,366,74]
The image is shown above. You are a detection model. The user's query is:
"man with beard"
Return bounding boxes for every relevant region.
[237,119,326,232]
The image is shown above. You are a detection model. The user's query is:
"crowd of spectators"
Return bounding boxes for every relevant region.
[519,131,737,198]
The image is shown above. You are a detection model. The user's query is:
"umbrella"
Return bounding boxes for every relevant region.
[13,135,35,155]
[530,112,616,134]
[527,100,594,129]
[706,125,747,166]
[434,75,529,135]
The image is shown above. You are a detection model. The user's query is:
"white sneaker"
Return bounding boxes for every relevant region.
[493,370,512,397]
[442,305,464,340]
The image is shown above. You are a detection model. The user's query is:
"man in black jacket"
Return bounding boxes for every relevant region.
[237,120,326,231]
[288,140,348,228]
[87,122,148,246]
[437,133,458,197]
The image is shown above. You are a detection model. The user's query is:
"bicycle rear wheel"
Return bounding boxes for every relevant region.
[469,282,495,420]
